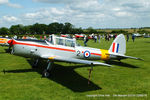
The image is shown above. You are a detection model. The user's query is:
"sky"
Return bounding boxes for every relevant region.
[0,0,150,28]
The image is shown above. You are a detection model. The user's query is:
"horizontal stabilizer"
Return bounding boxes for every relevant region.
[119,55,144,60]
[109,53,143,60]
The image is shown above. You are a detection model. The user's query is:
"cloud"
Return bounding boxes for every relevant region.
[11,0,150,28]
[7,3,22,8]
[24,12,40,19]
[32,0,81,4]
[115,12,132,17]
[3,16,19,22]
[0,0,22,8]
[51,8,65,15]
[0,15,23,28]
[1,0,150,28]
[22,8,65,25]
[0,0,8,4]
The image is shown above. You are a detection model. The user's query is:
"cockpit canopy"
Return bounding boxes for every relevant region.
[47,34,76,47]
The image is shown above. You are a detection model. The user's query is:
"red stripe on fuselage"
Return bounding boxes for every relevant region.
[82,51,101,56]
[91,53,101,56]
[14,41,102,56]
[112,43,115,52]
[15,41,76,52]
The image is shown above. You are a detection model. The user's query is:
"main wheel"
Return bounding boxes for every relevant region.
[42,70,50,77]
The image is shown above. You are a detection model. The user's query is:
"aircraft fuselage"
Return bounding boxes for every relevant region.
[11,39,110,61]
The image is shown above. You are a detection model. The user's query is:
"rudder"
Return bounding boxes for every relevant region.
[109,34,126,55]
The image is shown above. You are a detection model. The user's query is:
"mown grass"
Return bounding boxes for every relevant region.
[0,37,150,100]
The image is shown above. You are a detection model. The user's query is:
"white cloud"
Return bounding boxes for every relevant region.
[51,8,64,15]
[0,0,8,4]
[115,12,132,17]
[113,8,121,11]
[16,0,150,28]
[24,12,40,19]
[0,0,22,8]
[33,0,81,4]
[1,0,150,28]
[3,16,18,22]
[7,3,22,8]
[22,8,65,24]
[0,16,23,28]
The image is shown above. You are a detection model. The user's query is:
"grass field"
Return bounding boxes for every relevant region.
[0,37,150,100]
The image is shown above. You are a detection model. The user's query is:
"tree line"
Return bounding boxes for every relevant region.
[0,22,84,35]
[0,22,150,35]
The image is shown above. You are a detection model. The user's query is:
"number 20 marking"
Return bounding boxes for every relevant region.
[77,50,80,56]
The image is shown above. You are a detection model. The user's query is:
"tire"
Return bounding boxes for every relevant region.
[42,70,50,77]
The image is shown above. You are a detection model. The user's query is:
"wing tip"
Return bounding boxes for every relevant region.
[137,58,144,61]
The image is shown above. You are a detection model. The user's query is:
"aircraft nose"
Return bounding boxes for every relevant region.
[7,40,12,44]
[7,39,15,46]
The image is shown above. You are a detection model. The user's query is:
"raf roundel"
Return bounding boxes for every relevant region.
[84,50,91,58]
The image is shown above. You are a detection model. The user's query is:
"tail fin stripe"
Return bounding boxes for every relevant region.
[112,43,115,52]
[116,43,119,53]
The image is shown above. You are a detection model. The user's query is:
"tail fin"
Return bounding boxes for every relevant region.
[109,34,126,55]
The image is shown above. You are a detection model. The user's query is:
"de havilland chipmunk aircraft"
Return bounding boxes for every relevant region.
[7,34,142,77]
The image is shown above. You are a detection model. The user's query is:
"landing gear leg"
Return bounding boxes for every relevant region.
[88,63,94,85]
[32,59,39,68]
[42,60,53,78]
[118,59,121,62]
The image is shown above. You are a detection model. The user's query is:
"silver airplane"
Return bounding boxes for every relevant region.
[7,34,142,77]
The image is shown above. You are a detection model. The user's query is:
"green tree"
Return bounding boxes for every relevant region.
[62,22,74,34]
[0,27,9,35]
[72,27,83,34]
[31,23,48,34]
[22,25,32,34]
[111,30,127,34]
[9,24,24,34]
[47,22,64,34]
[87,27,97,34]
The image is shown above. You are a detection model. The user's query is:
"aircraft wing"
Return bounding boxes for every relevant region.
[109,53,143,60]
[41,55,111,67]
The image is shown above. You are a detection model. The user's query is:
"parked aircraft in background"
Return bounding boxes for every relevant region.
[75,34,84,38]
[133,33,142,37]
[7,34,142,78]
[61,34,69,38]
[0,37,11,46]
[143,33,150,38]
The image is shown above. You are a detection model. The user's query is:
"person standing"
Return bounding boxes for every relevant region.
[40,36,42,40]
[94,35,97,42]
[102,34,104,39]
[44,35,47,40]
[13,35,17,39]
[127,34,129,42]
[108,34,111,41]
[132,34,135,42]
[113,34,116,40]
[105,34,107,41]
[98,34,101,43]
[107,34,110,41]
[84,35,89,46]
